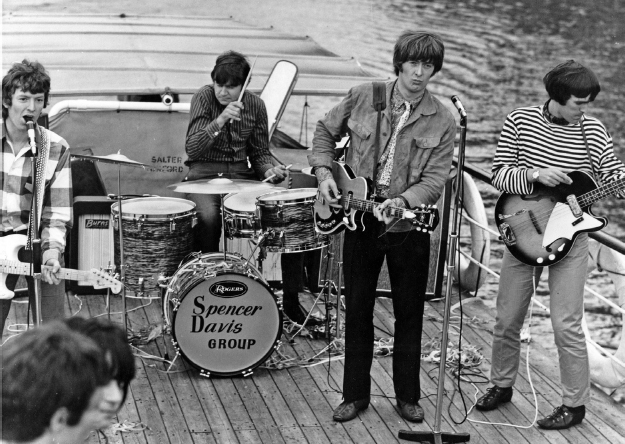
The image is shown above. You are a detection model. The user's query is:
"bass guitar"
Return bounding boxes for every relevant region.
[0,234,122,299]
[495,170,622,266]
[313,161,440,235]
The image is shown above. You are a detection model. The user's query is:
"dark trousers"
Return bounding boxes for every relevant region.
[280,249,322,298]
[342,213,430,404]
[184,161,256,253]
[0,231,66,333]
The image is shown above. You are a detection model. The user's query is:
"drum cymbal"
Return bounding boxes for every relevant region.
[71,152,155,169]
[168,178,276,194]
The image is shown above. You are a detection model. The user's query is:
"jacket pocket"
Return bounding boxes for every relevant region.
[347,118,372,141]
[409,136,439,181]
[414,137,440,149]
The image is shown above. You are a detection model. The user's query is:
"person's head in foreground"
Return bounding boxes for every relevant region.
[2,322,111,444]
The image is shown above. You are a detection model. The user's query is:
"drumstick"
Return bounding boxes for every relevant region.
[229,55,258,124]
[263,164,292,182]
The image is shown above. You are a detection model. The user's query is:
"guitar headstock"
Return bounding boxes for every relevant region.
[408,205,440,233]
[89,269,123,294]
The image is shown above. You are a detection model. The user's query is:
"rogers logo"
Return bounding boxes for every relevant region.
[85,219,109,229]
[209,281,248,298]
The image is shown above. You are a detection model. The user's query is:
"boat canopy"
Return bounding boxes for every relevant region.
[2,13,385,98]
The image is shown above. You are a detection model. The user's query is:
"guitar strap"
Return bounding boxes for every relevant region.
[580,119,603,186]
[371,81,387,194]
[26,127,51,250]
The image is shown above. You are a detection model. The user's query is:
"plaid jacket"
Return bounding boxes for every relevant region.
[1,123,73,263]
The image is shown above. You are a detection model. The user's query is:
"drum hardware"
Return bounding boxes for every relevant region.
[167,177,275,195]
[256,188,330,253]
[112,197,196,298]
[71,151,164,334]
[164,252,282,377]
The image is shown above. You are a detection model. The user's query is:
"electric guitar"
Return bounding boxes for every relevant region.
[0,234,122,299]
[495,170,624,266]
[313,161,440,235]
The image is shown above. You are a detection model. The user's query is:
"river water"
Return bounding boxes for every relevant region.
[4,0,624,395]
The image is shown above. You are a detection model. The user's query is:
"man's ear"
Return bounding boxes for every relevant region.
[49,406,70,433]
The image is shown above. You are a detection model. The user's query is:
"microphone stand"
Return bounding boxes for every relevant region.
[26,121,43,326]
[399,97,471,444]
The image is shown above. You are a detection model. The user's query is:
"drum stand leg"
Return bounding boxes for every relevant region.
[320,238,344,342]
[116,167,128,335]
[221,194,228,261]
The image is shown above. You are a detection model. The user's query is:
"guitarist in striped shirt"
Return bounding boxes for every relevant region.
[478,61,625,430]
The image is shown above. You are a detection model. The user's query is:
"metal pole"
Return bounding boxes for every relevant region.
[399,96,471,443]
[117,167,128,334]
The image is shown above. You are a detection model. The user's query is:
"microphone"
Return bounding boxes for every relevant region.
[23,116,37,155]
[450,95,467,118]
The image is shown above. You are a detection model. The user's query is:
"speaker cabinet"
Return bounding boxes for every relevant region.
[68,196,115,294]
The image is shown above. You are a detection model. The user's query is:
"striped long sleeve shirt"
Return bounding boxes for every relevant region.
[1,124,73,263]
[185,85,274,178]
[491,105,625,197]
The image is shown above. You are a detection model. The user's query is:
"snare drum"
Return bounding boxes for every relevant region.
[164,253,282,377]
[223,189,270,238]
[257,188,330,253]
[112,197,196,296]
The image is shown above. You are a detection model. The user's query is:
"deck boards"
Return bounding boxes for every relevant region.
[3,289,624,444]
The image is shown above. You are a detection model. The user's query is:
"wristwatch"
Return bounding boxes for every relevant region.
[532,169,540,182]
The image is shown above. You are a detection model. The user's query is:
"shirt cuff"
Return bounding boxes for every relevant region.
[258,163,274,178]
[393,196,408,209]
[313,166,333,183]
[42,249,60,265]
[207,120,222,137]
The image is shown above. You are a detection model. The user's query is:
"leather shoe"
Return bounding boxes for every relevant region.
[476,385,513,411]
[537,405,585,430]
[397,399,424,423]
[332,398,370,422]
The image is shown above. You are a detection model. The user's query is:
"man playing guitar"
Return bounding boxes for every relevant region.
[1,60,72,332]
[308,31,456,423]
[478,61,625,430]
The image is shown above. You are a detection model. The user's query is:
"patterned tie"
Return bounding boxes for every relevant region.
[377,101,411,194]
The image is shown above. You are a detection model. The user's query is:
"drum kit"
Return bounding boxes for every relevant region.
[72,152,337,377]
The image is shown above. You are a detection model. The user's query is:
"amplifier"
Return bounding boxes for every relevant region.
[68,196,115,294]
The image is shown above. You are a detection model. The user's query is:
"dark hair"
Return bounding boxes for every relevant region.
[1,322,110,441]
[543,60,601,105]
[393,31,445,76]
[65,317,136,403]
[210,50,250,87]
[2,59,51,120]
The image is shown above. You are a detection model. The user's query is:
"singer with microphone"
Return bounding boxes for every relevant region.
[1,60,73,334]
[308,31,456,423]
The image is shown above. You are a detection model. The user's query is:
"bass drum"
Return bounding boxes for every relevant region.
[164,253,282,377]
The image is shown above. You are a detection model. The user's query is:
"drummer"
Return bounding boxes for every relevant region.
[184,50,288,252]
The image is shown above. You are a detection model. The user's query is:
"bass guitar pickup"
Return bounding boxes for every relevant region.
[498,222,517,246]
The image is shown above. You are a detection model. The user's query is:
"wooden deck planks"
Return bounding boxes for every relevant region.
[3,289,625,444]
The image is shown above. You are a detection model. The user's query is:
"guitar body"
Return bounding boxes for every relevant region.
[0,234,28,299]
[0,234,122,299]
[313,162,368,235]
[495,171,607,266]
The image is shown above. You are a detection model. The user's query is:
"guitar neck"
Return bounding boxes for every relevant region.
[0,259,89,282]
[578,176,625,207]
[341,195,409,219]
